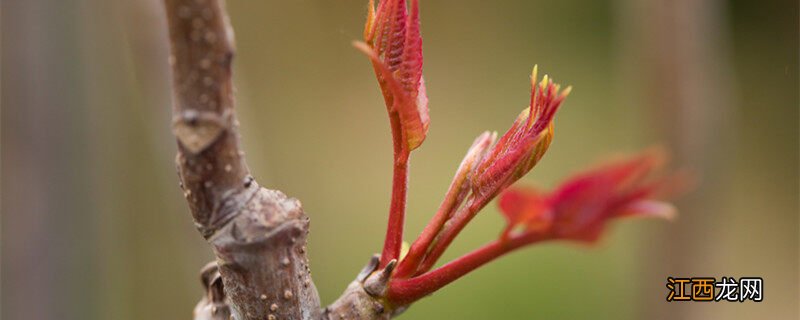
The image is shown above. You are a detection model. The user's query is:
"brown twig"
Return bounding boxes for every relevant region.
[163,1,322,319]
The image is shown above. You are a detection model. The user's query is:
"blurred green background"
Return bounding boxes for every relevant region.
[2,0,797,319]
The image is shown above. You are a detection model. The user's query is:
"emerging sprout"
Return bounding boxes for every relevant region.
[351,0,685,312]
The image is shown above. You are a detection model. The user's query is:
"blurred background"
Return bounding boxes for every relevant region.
[2,0,797,319]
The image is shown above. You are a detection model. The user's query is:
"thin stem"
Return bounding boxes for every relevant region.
[388,232,549,305]
[414,193,493,275]
[381,114,410,267]
[393,202,455,278]
[396,131,496,278]
[394,171,468,278]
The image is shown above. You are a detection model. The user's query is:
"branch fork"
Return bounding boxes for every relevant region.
[163,0,684,319]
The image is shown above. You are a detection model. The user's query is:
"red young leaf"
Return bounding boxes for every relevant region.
[359,0,428,150]
[471,66,571,199]
[498,149,680,243]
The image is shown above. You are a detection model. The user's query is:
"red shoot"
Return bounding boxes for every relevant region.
[356,0,428,151]
[387,149,684,305]
[472,67,570,200]
[356,0,429,267]
[393,131,496,278]
[395,67,571,278]
[352,0,686,310]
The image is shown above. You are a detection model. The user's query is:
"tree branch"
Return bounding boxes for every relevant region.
[163,1,321,319]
